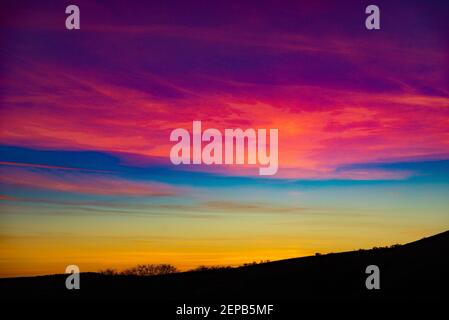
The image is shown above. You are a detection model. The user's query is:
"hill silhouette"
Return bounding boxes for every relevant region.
[1,230,448,301]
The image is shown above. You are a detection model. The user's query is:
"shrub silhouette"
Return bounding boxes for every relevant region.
[190,265,232,272]
[121,264,178,276]
[99,268,118,275]
[242,261,258,267]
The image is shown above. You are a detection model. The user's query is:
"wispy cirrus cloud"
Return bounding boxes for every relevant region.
[0,161,113,173]
[0,166,180,197]
[1,64,448,180]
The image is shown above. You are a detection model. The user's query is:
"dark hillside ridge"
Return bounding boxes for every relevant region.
[1,230,448,301]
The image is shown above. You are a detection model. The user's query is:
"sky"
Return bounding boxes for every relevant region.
[0,0,448,277]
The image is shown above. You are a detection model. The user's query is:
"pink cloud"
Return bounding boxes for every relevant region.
[0,167,180,197]
[0,161,112,173]
[1,66,448,180]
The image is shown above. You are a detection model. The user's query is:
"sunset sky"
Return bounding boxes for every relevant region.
[0,0,448,277]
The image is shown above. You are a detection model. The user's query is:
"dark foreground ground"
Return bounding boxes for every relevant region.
[1,230,448,302]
